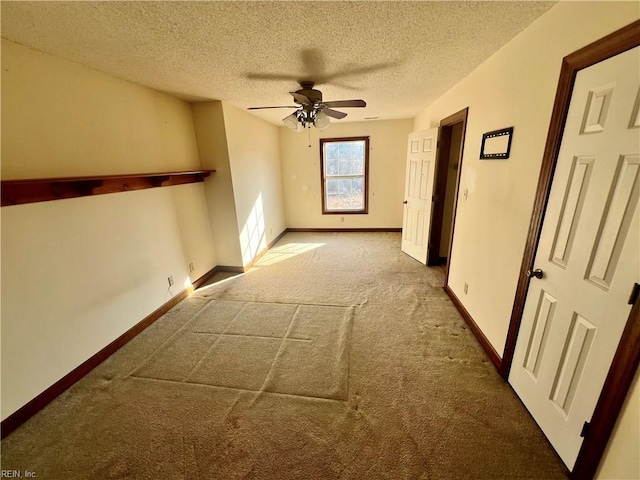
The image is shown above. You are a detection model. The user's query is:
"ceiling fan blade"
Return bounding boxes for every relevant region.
[290,92,313,105]
[247,106,298,110]
[322,100,366,108]
[323,108,348,120]
[246,73,300,82]
[323,61,400,82]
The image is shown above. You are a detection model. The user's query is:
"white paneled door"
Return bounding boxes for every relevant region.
[401,128,439,264]
[509,46,640,470]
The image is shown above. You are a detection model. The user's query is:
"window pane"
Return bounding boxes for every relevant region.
[338,157,363,175]
[324,141,365,176]
[325,142,340,161]
[326,156,339,175]
[325,178,364,211]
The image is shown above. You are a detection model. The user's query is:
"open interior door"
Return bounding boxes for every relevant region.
[509,46,639,470]
[401,128,439,264]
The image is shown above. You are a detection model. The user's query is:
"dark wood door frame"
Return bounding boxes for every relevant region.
[500,20,640,479]
[427,108,468,280]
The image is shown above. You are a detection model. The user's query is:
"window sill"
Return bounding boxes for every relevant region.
[322,210,369,215]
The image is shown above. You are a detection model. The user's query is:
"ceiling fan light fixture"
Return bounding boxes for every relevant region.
[313,111,330,130]
[283,112,300,131]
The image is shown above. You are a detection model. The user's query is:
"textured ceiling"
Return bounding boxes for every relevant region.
[1,1,556,125]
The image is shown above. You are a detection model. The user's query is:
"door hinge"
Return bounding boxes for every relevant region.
[629,283,640,305]
[580,421,590,438]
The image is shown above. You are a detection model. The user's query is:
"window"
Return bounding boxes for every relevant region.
[320,136,369,214]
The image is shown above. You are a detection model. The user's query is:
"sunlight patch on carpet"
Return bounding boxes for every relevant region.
[254,242,325,267]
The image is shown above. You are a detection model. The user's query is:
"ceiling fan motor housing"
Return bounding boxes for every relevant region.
[296,81,322,105]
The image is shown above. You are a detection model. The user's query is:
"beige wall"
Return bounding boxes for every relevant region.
[0,40,216,419]
[413,1,639,354]
[596,369,640,479]
[191,102,286,267]
[280,119,413,228]
[191,101,243,267]
[1,40,199,179]
[413,3,638,477]
[221,103,286,265]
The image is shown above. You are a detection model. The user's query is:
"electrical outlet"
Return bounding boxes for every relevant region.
[464,282,468,295]
[189,263,194,273]
[168,276,174,287]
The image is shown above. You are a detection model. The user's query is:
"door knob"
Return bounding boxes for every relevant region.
[526,268,544,279]
[403,200,408,204]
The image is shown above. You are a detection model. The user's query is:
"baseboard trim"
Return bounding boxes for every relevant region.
[271,228,289,246]
[0,266,217,439]
[443,285,502,372]
[286,228,402,233]
[192,267,219,288]
[212,265,245,274]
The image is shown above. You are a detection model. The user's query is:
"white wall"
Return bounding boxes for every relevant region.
[413,3,639,477]
[280,119,413,228]
[221,103,286,265]
[0,40,216,419]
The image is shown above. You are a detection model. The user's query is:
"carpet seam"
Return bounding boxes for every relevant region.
[124,298,215,379]
[191,331,311,342]
[196,296,355,309]
[183,301,250,382]
[344,306,356,402]
[129,375,345,403]
[254,304,301,397]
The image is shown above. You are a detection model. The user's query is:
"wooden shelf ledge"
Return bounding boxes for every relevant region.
[1,170,215,207]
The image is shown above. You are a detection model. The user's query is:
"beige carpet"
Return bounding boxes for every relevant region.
[1,232,568,479]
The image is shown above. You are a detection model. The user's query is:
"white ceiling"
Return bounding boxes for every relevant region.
[1,1,556,125]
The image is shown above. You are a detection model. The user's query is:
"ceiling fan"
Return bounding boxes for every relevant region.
[248,81,366,131]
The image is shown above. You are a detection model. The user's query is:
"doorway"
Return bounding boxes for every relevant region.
[427,108,468,275]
